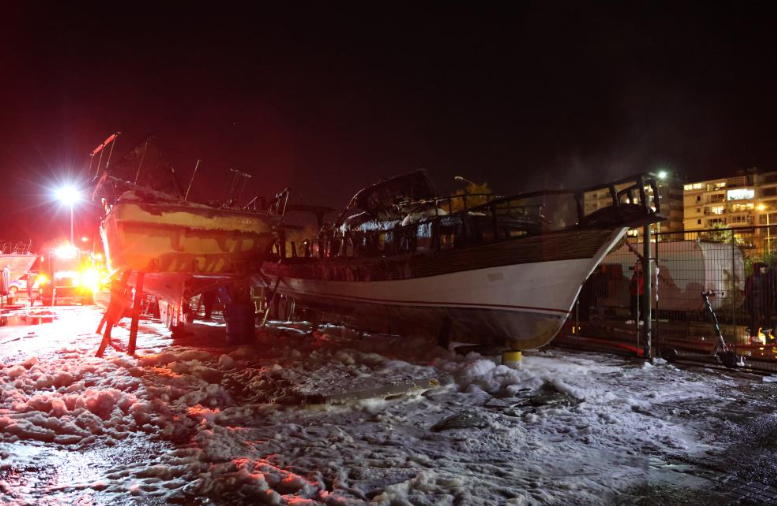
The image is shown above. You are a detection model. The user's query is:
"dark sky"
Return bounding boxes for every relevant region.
[1,1,776,246]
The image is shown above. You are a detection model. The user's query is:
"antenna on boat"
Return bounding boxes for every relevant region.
[134,139,149,184]
[223,168,238,204]
[88,132,121,179]
[223,168,252,206]
[237,171,252,202]
[103,132,120,172]
[184,159,201,201]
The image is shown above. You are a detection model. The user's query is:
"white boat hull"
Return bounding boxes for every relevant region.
[264,228,627,349]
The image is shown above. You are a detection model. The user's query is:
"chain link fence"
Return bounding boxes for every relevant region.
[564,225,777,371]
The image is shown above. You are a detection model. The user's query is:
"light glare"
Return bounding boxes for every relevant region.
[55,244,78,259]
[56,185,81,205]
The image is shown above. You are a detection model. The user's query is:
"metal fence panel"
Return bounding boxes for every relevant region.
[568,225,777,370]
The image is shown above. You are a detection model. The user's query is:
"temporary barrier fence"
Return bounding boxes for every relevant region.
[561,225,777,371]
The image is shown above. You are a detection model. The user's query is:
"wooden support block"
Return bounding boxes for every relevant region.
[96,270,131,358]
[261,276,282,327]
[96,313,108,334]
[96,311,115,358]
[128,271,145,356]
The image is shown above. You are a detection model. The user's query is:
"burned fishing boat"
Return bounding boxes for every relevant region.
[0,241,36,286]
[261,171,665,350]
[0,241,38,295]
[90,134,286,347]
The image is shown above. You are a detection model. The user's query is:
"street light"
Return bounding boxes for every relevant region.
[758,203,770,254]
[56,185,81,244]
[651,170,669,237]
[454,176,477,187]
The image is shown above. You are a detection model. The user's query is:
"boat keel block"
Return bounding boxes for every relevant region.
[225,302,256,345]
[502,350,522,367]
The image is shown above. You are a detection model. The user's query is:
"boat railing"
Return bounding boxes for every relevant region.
[0,241,32,255]
[398,193,500,216]
[281,207,536,261]
[277,172,664,261]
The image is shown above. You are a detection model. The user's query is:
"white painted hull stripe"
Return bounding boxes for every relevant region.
[275,289,570,315]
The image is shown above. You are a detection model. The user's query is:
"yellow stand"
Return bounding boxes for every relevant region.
[502,350,522,366]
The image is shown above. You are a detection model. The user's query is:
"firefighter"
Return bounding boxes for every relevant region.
[626,260,644,325]
[745,262,776,341]
[201,289,217,320]
[578,265,607,322]
[26,271,36,307]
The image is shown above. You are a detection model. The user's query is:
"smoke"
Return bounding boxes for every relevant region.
[542,77,725,192]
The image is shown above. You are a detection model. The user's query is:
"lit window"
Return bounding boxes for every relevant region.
[727,188,755,201]
[684,184,693,191]
[730,203,754,213]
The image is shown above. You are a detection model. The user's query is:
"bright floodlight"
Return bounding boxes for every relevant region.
[657,170,668,180]
[56,185,80,205]
[54,244,78,259]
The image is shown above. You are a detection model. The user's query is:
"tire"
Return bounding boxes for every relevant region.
[660,347,679,362]
[720,350,740,369]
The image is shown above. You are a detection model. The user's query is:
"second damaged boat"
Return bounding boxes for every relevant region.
[90,134,286,345]
[262,171,665,350]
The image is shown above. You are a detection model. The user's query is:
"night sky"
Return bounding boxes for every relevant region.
[1,2,776,247]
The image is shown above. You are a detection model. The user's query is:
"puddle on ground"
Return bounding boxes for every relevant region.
[0,313,55,326]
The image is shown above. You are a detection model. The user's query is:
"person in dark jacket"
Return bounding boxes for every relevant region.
[626,261,644,325]
[578,265,608,322]
[201,289,217,320]
[25,271,36,307]
[745,262,777,339]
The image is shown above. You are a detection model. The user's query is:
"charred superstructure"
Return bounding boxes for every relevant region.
[262,171,665,350]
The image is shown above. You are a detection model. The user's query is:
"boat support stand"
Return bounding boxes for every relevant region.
[503,340,523,367]
[96,270,147,357]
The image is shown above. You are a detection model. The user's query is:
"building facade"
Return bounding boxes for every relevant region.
[683,170,777,249]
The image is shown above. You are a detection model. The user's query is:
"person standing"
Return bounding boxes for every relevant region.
[201,289,217,320]
[25,271,36,307]
[746,262,776,340]
[627,261,644,325]
[578,265,607,322]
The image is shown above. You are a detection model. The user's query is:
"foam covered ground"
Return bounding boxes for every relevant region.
[0,307,770,505]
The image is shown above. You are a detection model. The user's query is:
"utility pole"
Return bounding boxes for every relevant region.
[70,204,74,245]
[642,224,652,361]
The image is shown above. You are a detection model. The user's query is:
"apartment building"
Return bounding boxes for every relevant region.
[683,170,777,248]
